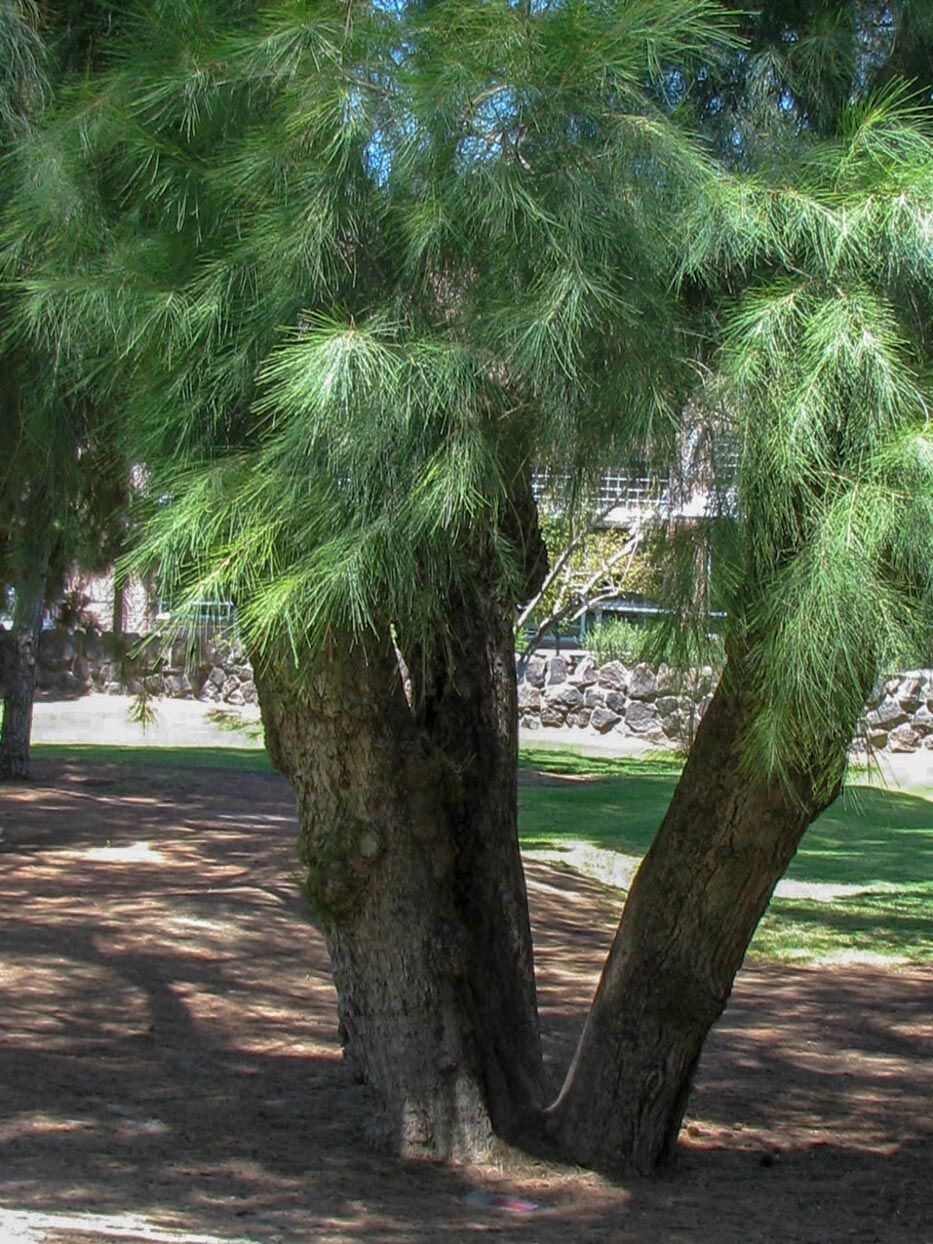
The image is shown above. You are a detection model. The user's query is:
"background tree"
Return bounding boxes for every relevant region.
[0,0,129,779]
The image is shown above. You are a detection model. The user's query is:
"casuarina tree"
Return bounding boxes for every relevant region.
[3,0,930,1172]
[0,0,128,779]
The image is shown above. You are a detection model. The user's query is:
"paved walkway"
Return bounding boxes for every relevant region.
[31,692,933,790]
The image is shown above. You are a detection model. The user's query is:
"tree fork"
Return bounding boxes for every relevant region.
[547,661,850,1173]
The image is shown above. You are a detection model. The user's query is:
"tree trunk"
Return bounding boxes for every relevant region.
[255,592,543,1161]
[0,549,50,781]
[548,661,849,1174]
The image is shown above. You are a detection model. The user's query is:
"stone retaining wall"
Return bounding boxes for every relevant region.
[0,629,257,706]
[518,652,933,755]
[4,626,931,754]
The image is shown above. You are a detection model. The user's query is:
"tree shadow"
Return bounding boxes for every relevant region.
[0,764,929,1242]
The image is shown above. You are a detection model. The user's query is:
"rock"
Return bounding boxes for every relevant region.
[226,689,246,706]
[911,704,933,736]
[888,724,919,753]
[200,681,221,702]
[655,664,682,694]
[164,673,195,698]
[56,671,82,694]
[544,684,583,711]
[605,690,627,714]
[597,660,628,692]
[547,656,569,685]
[209,665,226,688]
[567,709,592,728]
[628,663,657,700]
[240,680,258,704]
[656,695,680,717]
[523,716,540,731]
[625,700,659,733]
[234,664,253,681]
[524,657,547,688]
[540,704,566,727]
[866,729,889,749]
[170,637,191,668]
[568,657,598,687]
[39,629,77,668]
[864,699,909,730]
[591,706,622,733]
[144,674,163,695]
[584,686,607,708]
[517,684,541,711]
[221,675,240,700]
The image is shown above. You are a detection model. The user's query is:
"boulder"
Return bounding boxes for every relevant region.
[584,686,607,708]
[547,656,570,685]
[517,684,541,711]
[888,724,919,753]
[597,660,628,692]
[628,662,657,700]
[624,700,659,733]
[568,656,598,687]
[540,704,566,727]
[524,657,547,688]
[591,706,622,733]
[864,698,909,730]
[605,690,627,714]
[544,684,583,711]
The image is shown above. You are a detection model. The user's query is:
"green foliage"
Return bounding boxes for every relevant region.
[586,618,654,666]
[1,0,734,675]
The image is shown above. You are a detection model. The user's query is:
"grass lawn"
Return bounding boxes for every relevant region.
[30,740,932,964]
[518,747,933,964]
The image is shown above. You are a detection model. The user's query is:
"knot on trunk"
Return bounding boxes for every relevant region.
[301,816,385,925]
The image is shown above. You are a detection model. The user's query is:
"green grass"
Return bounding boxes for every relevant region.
[32,743,274,772]
[518,746,933,964]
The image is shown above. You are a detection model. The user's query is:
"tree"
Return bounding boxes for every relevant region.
[0,0,129,779]
[4,0,930,1173]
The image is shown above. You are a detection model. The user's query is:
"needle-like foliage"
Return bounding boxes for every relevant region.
[2,0,734,671]
[674,84,932,794]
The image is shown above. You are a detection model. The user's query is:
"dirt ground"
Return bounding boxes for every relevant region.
[0,761,930,1244]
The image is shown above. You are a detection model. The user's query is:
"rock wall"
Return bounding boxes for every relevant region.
[518,652,933,755]
[0,628,257,706]
[4,626,931,754]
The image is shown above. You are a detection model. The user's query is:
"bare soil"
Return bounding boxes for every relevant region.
[0,761,930,1243]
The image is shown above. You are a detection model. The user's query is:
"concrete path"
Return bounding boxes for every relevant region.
[31,691,932,791]
[32,694,263,750]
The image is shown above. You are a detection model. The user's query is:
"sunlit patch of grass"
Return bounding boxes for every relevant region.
[32,743,274,772]
[518,744,933,964]
[750,886,933,963]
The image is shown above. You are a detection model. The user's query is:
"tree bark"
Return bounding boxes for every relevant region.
[0,547,50,781]
[255,591,543,1161]
[548,660,849,1174]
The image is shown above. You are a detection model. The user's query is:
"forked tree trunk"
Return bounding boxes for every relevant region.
[548,660,851,1173]
[255,592,543,1161]
[0,551,50,781]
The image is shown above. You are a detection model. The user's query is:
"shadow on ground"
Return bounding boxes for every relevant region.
[0,762,930,1242]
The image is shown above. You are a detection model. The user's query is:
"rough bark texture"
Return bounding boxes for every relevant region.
[0,558,48,781]
[548,662,849,1174]
[254,593,543,1161]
